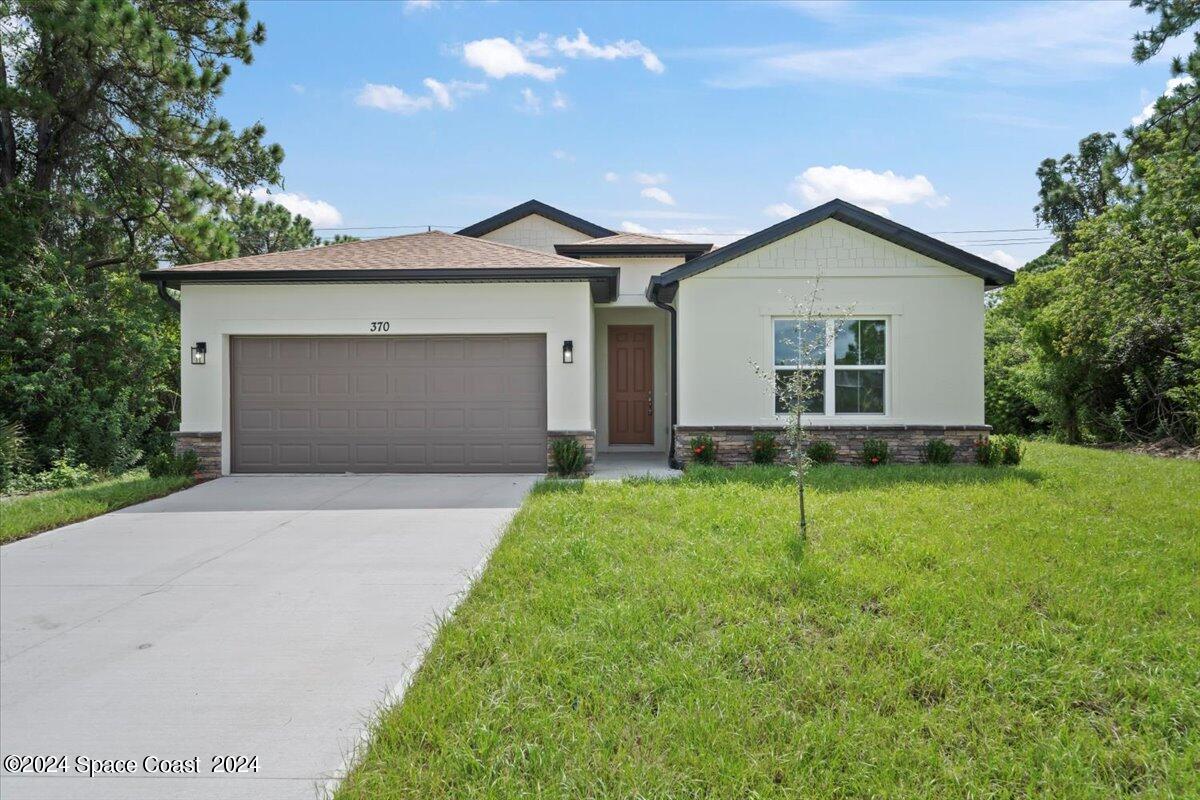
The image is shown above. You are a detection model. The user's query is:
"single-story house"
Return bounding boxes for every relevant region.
[141,198,1015,477]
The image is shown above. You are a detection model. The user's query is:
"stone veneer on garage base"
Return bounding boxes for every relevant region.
[547,430,596,475]
[674,425,989,467]
[172,431,222,479]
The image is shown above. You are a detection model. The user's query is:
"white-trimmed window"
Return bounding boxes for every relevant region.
[773,318,887,415]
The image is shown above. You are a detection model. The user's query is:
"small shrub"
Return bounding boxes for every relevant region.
[689,434,716,465]
[862,439,890,467]
[921,438,955,465]
[7,452,97,494]
[806,440,837,464]
[0,418,30,492]
[147,450,200,479]
[974,437,1002,467]
[751,432,778,465]
[995,434,1025,466]
[550,438,586,477]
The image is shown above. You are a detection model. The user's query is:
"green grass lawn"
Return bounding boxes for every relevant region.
[339,443,1199,799]
[0,469,195,544]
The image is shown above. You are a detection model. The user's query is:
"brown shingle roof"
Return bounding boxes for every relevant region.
[577,232,693,246]
[158,230,600,273]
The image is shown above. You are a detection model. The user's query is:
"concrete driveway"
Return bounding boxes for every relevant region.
[0,473,537,800]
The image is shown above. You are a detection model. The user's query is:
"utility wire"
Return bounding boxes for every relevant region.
[312,223,1048,235]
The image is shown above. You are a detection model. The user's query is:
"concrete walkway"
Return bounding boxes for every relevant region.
[0,474,536,800]
[592,453,681,481]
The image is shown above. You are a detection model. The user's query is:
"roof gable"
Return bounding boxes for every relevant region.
[456,199,614,240]
[650,199,1015,292]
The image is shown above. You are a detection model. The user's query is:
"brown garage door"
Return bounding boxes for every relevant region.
[231,335,547,473]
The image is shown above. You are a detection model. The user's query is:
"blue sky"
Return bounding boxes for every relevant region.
[219,0,1189,267]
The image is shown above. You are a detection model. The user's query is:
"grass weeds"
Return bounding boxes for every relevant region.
[0,469,195,544]
[339,442,1199,798]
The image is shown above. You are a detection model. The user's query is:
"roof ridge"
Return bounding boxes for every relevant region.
[440,229,605,266]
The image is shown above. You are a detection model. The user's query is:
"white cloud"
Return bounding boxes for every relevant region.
[404,0,439,11]
[423,77,486,109]
[554,29,665,73]
[463,37,562,81]
[714,2,1143,87]
[620,221,652,234]
[250,188,343,228]
[763,202,800,219]
[641,187,676,206]
[551,90,569,110]
[789,165,943,216]
[518,88,542,114]
[633,171,668,185]
[604,171,620,183]
[357,79,484,114]
[355,83,433,114]
[290,83,306,94]
[551,149,574,162]
[979,249,1022,270]
[1132,75,1196,125]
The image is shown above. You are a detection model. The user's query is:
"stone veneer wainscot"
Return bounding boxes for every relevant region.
[172,431,222,479]
[673,425,989,466]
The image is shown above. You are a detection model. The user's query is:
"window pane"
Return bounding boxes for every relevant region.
[775,369,825,414]
[774,320,825,366]
[835,320,887,365]
[834,369,885,413]
[834,320,859,365]
[859,320,886,365]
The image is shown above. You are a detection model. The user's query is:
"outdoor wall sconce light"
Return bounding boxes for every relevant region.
[562,340,574,364]
[191,341,207,365]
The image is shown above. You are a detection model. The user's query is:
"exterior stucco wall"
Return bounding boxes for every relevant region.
[583,255,684,306]
[179,281,594,474]
[593,306,671,452]
[477,214,592,253]
[676,219,986,427]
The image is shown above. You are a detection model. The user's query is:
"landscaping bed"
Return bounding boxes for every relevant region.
[338,442,1199,798]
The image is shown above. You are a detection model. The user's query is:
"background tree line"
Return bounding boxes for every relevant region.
[985,0,1199,447]
[2,1,1197,481]
[1,0,351,475]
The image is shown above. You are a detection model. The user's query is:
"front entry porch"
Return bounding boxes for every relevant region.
[593,305,671,457]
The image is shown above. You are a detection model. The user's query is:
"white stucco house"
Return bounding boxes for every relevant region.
[142,198,1014,476]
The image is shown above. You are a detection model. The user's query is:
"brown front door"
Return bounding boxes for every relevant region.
[608,325,654,445]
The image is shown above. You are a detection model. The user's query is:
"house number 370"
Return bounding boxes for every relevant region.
[369,321,390,332]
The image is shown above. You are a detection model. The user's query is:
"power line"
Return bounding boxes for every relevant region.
[312,223,1048,235]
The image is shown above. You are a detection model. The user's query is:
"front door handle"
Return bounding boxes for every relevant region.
[647,390,653,416]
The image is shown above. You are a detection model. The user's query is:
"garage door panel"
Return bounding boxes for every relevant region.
[232,335,546,473]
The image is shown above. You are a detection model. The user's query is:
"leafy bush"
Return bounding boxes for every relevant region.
[806,440,837,464]
[974,437,1002,467]
[550,439,586,477]
[862,439,890,466]
[751,432,778,465]
[994,434,1025,466]
[147,449,200,479]
[921,438,956,465]
[6,452,97,495]
[0,418,30,491]
[689,434,716,465]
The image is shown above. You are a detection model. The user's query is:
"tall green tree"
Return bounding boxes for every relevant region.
[986,0,1200,446]
[1,0,283,468]
[1033,132,1123,258]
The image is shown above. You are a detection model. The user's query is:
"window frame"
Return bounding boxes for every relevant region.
[771,316,889,418]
